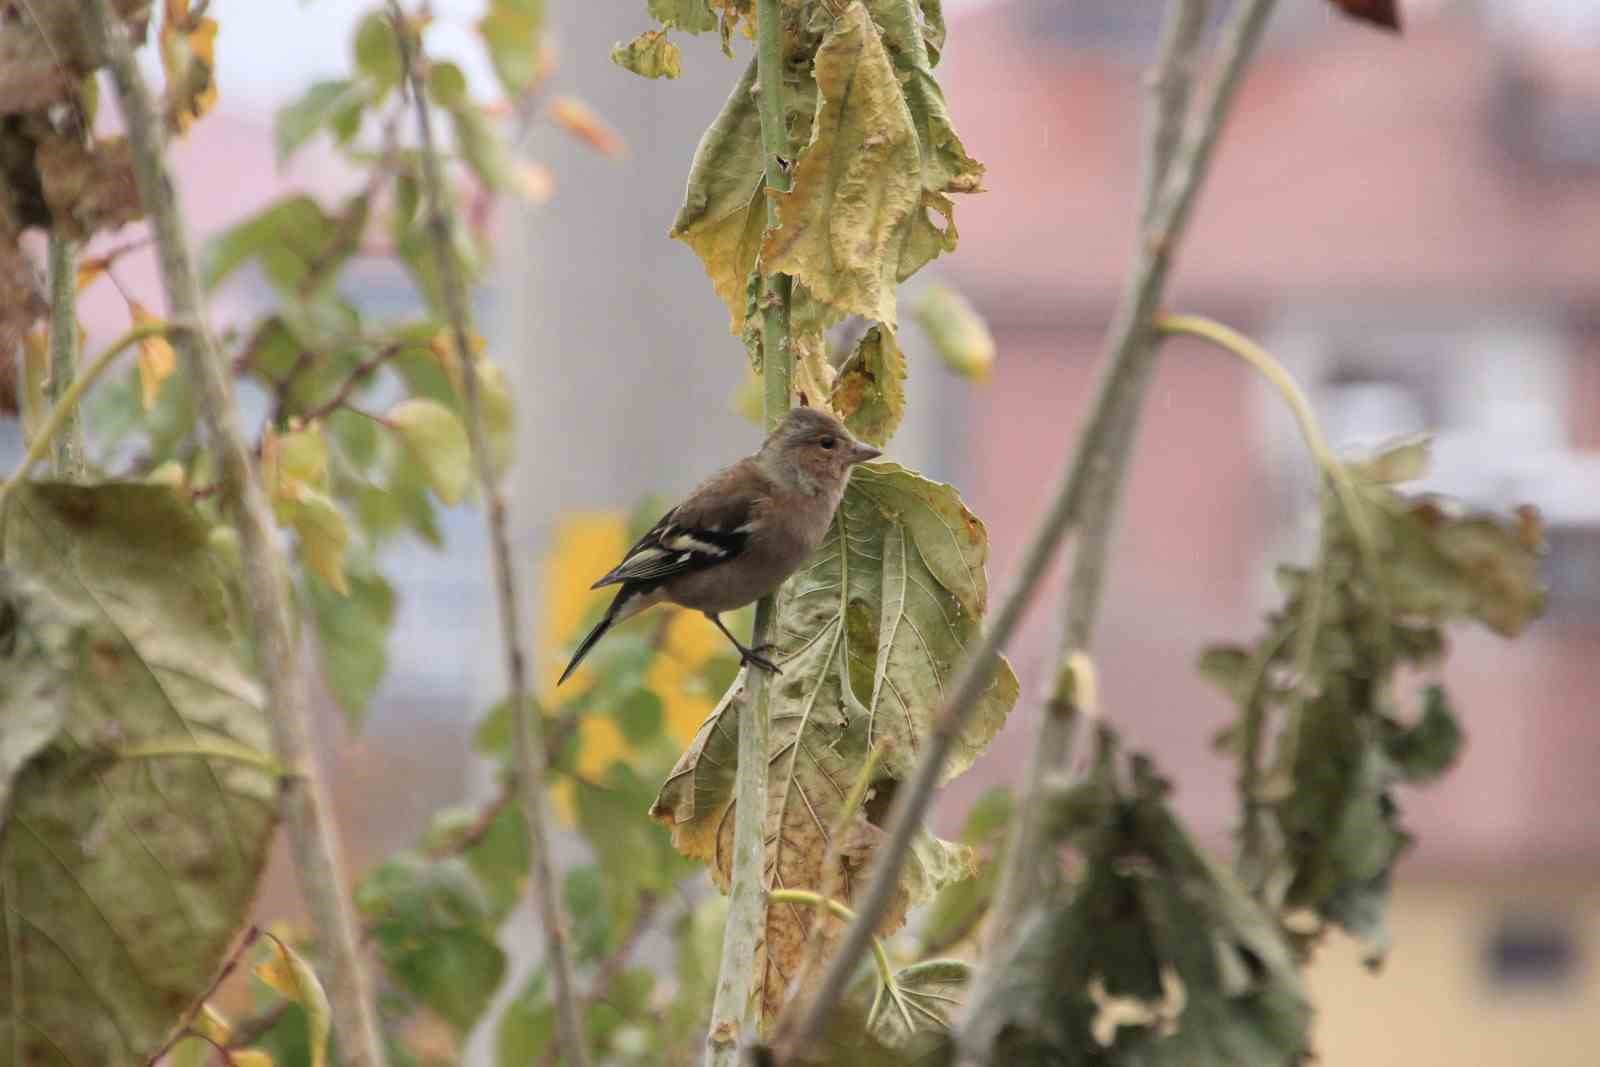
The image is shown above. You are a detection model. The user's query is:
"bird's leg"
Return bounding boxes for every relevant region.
[706,612,781,675]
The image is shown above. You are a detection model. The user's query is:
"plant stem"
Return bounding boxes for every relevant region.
[384,7,588,1067]
[82,5,388,1066]
[978,0,1211,961]
[780,0,1282,1060]
[707,2,792,1063]
[45,235,86,480]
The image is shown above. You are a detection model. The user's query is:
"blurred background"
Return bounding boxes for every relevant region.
[28,0,1600,1063]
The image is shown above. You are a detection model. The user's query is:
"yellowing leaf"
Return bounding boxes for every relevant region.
[257,937,331,1067]
[232,1051,276,1067]
[831,324,907,446]
[654,464,1017,1019]
[75,256,109,291]
[388,398,472,505]
[130,302,177,410]
[548,96,625,158]
[160,13,219,136]
[762,3,922,329]
[790,330,836,413]
[290,488,352,596]
[611,29,682,80]
[913,283,995,381]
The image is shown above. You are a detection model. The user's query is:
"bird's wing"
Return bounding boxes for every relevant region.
[590,463,763,589]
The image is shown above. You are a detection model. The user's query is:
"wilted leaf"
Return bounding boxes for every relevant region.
[1329,0,1401,32]
[1381,685,1461,784]
[650,0,718,32]
[388,397,472,505]
[968,752,1311,1067]
[831,324,907,447]
[0,483,276,1066]
[275,79,368,163]
[35,135,143,241]
[913,283,994,381]
[0,571,83,815]
[257,938,332,1067]
[611,29,682,80]
[654,464,1017,1018]
[763,3,922,329]
[129,301,177,409]
[917,787,1011,956]
[160,13,219,135]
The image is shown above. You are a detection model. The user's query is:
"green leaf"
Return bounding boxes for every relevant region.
[610,29,682,80]
[913,283,995,381]
[918,787,1011,956]
[305,562,395,727]
[480,7,543,95]
[497,973,555,1066]
[426,799,529,922]
[654,463,1017,1019]
[649,0,717,32]
[831,324,908,447]
[388,397,472,505]
[479,361,516,477]
[275,78,367,163]
[354,11,403,91]
[451,103,514,191]
[564,865,610,962]
[576,765,695,923]
[357,852,508,1033]
[969,753,1311,1067]
[0,484,277,1066]
[1382,685,1462,784]
[762,4,922,329]
[198,195,337,292]
[427,60,470,110]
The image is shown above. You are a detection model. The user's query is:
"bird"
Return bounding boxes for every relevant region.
[558,406,882,685]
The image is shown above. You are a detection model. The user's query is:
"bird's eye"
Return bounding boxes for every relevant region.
[819,436,836,450]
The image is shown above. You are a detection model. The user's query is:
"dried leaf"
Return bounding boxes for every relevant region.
[650,0,718,33]
[762,3,922,329]
[130,302,177,410]
[654,464,1017,1018]
[257,938,332,1067]
[36,135,144,241]
[611,29,682,80]
[831,324,907,447]
[160,13,219,135]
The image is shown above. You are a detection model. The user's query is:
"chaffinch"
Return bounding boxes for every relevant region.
[558,407,882,684]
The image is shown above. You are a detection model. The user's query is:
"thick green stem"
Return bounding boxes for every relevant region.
[706,2,792,1063]
[46,235,86,480]
[84,4,388,1064]
[385,7,589,1067]
[784,1,1283,1061]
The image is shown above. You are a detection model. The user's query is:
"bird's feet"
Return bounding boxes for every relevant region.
[740,644,782,675]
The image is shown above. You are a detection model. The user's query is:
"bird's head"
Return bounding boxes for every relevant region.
[760,406,881,495]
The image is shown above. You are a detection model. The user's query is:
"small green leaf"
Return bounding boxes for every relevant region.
[305,563,395,727]
[480,8,543,95]
[913,283,995,381]
[610,30,681,80]
[497,973,555,1066]
[388,397,472,505]
[615,688,664,745]
[275,78,367,163]
[354,11,403,91]
[479,361,516,477]
[450,104,514,191]
[199,195,335,292]
[428,61,470,110]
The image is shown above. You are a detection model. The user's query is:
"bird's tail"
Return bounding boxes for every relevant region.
[558,589,625,686]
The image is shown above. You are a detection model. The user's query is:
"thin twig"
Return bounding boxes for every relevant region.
[145,925,261,1066]
[83,6,389,1065]
[383,7,589,1066]
[980,0,1211,961]
[780,1,1283,1060]
[45,235,86,479]
[706,0,793,1062]
[299,343,403,424]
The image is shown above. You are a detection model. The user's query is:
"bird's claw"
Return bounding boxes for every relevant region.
[741,648,782,675]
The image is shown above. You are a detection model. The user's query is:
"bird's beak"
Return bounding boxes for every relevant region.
[849,441,883,464]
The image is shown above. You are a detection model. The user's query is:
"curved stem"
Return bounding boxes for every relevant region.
[386,6,589,1067]
[0,320,180,510]
[765,890,894,993]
